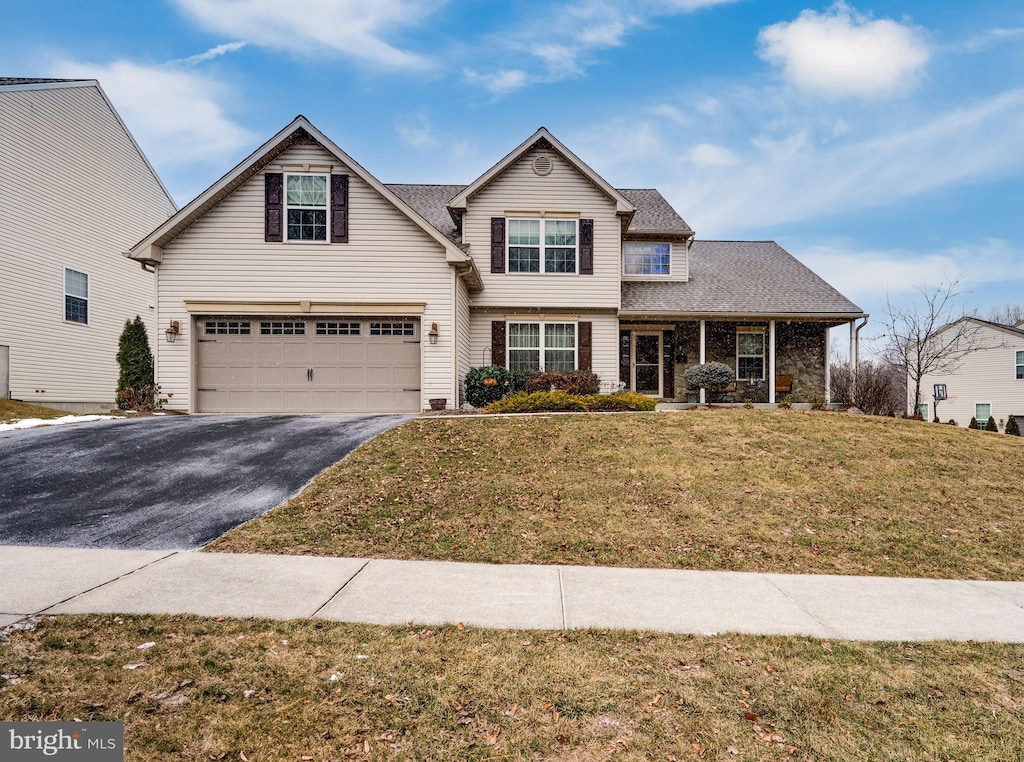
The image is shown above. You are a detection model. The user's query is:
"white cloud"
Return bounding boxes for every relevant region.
[954,26,1024,54]
[758,2,930,98]
[170,41,247,66]
[50,58,254,166]
[464,0,739,94]
[687,143,739,167]
[396,111,439,149]
[171,0,444,69]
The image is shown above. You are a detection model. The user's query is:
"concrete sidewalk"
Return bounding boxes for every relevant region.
[1,546,1023,642]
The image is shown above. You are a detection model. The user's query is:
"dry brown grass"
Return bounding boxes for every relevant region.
[210,410,1024,580]
[0,399,73,424]
[3,615,1023,761]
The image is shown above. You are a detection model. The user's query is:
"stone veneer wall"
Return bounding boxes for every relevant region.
[665,320,827,403]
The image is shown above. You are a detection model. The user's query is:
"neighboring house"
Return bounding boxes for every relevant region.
[0,78,176,412]
[914,318,1024,429]
[127,117,864,413]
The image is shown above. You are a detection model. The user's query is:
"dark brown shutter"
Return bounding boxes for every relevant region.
[265,173,283,242]
[490,217,505,273]
[491,321,506,368]
[578,321,592,371]
[663,330,675,399]
[331,175,349,243]
[579,218,594,275]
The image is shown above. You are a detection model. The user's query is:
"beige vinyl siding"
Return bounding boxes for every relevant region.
[463,146,621,310]
[455,276,472,400]
[917,323,1024,428]
[157,142,455,412]
[0,84,174,409]
[467,312,620,393]
[621,241,688,282]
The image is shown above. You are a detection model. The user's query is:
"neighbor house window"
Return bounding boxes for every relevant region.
[64,268,88,324]
[508,322,577,372]
[286,174,327,241]
[624,242,671,276]
[736,329,765,380]
[976,403,992,422]
[507,218,577,273]
[917,403,930,420]
[1016,350,1024,379]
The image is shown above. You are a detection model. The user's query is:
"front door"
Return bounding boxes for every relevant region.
[632,332,662,397]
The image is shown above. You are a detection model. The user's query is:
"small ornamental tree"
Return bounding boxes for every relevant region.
[116,316,157,410]
[985,416,999,432]
[683,362,734,405]
[968,417,980,430]
[1006,416,1021,436]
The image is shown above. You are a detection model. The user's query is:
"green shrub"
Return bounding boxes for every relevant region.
[525,370,600,395]
[947,419,957,426]
[932,416,940,423]
[1006,416,1021,436]
[464,365,517,408]
[985,416,999,432]
[968,417,980,430]
[743,397,754,409]
[808,394,827,411]
[683,362,733,396]
[777,395,793,410]
[116,316,159,410]
[484,390,657,414]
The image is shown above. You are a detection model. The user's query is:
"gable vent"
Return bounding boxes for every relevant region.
[532,155,553,176]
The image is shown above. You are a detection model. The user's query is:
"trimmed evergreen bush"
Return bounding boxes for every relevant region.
[1006,416,1021,436]
[525,370,600,395]
[464,365,517,408]
[116,316,158,410]
[968,417,979,430]
[985,416,999,432]
[947,419,957,426]
[683,362,733,403]
[484,390,656,414]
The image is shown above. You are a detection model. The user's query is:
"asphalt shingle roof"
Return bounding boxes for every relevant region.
[384,184,693,240]
[621,241,864,316]
[0,77,89,86]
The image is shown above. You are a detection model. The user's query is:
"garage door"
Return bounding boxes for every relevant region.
[196,317,421,413]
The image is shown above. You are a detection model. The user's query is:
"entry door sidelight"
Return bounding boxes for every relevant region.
[632,332,662,396]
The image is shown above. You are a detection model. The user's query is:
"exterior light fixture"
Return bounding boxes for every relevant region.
[165,320,181,343]
[428,322,439,345]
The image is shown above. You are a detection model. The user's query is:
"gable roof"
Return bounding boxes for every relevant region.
[447,127,636,216]
[621,241,864,318]
[0,77,90,88]
[936,316,1024,340]
[125,116,479,286]
[387,184,692,244]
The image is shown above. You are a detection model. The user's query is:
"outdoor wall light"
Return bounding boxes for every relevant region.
[428,322,439,345]
[165,319,181,343]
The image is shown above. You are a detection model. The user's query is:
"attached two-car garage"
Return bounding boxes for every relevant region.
[195,316,421,413]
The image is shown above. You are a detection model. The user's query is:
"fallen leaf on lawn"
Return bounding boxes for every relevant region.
[364,740,370,753]
[505,704,518,717]
[822,641,832,652]
[136,641,156,650]
[744,712,758,723]
[690,741,706,757]
[485,728,500,745]
[123,663,145,671]
[727,747,739,756]
[240,752,248,762]
[552,710,560,721]
[456,622,465,630]
[765,665,774,672]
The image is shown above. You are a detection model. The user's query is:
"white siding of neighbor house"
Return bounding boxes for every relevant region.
[0,83,174,409]
[621,241,688,282]
[467,312,620,394]
[463,146,621,310]
[156,141,456,412]
[916,322,1024,429]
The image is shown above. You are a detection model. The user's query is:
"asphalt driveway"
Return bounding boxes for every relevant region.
[0,414,410,550]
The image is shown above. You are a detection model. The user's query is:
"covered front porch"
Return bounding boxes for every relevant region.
[618,318,848,404]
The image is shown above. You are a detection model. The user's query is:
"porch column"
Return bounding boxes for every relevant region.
[825,325,832,404]
[699,319,707,404]
[769,320,776,404]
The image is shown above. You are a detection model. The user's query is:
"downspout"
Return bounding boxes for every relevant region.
[852,315,869,406]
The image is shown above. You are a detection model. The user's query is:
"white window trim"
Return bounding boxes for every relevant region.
[736,327,766,381]
[506,321,578,371]
[1015,350,1024,380]
[506,217,578,275]
[63,267,89,326]
[623,241,672,277]
[284,172,330,244]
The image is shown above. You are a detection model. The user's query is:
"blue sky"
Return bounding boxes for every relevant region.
[4,0,1023,352]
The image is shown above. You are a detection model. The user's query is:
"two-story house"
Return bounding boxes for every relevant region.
[127,116,864,413]
[1,78,177,411]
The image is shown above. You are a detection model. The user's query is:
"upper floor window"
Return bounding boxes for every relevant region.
[624,242,671,276]
[508,218,577,273]
[64,268,88,324]
[286,174,327,241]
[508,322,577,372]
[736,328,765,381]
[1016,350,1024,379]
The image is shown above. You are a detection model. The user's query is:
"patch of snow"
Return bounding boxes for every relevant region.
[0,414,117,432]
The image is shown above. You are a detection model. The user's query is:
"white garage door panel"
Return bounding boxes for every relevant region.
[196,317,421,413]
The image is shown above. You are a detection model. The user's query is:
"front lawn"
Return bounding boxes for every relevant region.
[208,410,1024,580]
[0,399,73,424]
[2,615,1022,761]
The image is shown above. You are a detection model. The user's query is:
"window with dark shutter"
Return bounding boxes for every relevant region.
[491,321,506,368]
[578,321,593,371]
[491,217,505,273]
[331,174,349,243]
[265,173,283,242]
[579,218,594,275]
